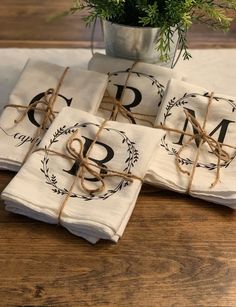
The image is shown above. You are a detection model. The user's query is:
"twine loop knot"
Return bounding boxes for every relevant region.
[184,109,231,164]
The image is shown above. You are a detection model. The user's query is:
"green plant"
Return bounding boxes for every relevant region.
[65,0,236,62]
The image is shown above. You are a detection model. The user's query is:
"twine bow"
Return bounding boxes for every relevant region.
[5,67,69,164]
[155,93,236,193]
[35,119,143,223]
[65,119,142,195]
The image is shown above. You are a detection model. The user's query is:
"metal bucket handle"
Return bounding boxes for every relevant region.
[170,31,184,69]
[90,17,105,56]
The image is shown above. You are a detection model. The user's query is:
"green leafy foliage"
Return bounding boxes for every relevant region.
[66,0,236,61]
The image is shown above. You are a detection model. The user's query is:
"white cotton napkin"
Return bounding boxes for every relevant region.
[0,59,108,171]
[1,107,162,243]
[88,53,184,126]
[145,79,236,208]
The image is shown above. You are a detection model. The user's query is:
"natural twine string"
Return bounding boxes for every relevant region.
[34,119,143,223]
[101,90,155,126]
[4,67,69,164]
[100,61,156,126]
[112,61,138,121]
[155,93,236,192]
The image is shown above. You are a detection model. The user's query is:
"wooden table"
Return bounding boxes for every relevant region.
[1,2,236,306]
[2,170,236,307]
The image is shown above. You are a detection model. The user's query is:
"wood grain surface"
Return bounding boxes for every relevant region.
[1,1,236,306]
[1,171,236,306]
[0,0,235,48]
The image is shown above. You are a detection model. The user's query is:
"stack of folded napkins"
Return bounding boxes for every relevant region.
[1,107,162,243]
[2,55,236,246]
[88,53,184,126]
[145,79,236,208]
[0,59,108,171]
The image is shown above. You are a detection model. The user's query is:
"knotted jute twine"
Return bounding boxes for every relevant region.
[4,67,69,164]
[155,93,236,193]
[34,119,143,223]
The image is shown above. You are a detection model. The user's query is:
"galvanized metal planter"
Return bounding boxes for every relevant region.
[103,20,180,67]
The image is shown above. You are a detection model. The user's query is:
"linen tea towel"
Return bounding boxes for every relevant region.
[145,79,236,208]
[1,107,162,243]
[88,53,184,126]
[0,59,108,171]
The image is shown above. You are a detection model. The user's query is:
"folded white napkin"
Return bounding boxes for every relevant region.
[0,59,108,171]
[145,79,236,208]
[1,107,161,243]
[88,53,184,126]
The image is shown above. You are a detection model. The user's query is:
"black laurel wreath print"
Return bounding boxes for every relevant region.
[108,68,165,106]
[40,122,139,201]
[160,92,236,170]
